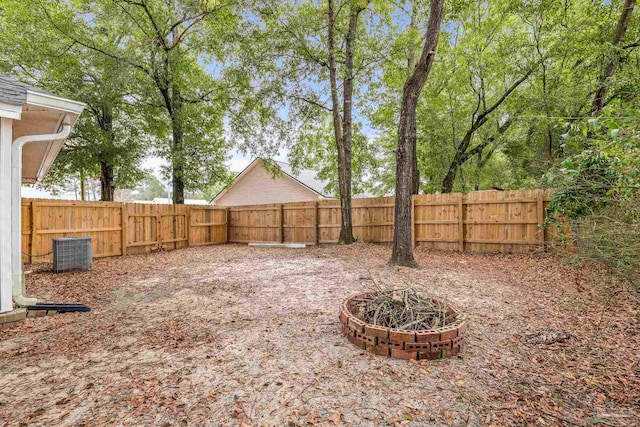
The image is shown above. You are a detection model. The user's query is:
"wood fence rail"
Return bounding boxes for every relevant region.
[22,200,227,263]
[22,189,559,264]
[226,189,555,252]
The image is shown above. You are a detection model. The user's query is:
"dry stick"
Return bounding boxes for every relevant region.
[539,409,582,426]
[298,378,320,404]
[354,288,451,330]
[398,317,428,330]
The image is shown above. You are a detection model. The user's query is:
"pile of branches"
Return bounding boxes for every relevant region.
[350,288,455,330]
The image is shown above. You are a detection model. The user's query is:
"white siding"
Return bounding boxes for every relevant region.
[0,118,13,312]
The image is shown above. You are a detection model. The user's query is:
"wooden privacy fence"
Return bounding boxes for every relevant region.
[22,189,558,264]
[22,199,227,263]
[227,189,556,253]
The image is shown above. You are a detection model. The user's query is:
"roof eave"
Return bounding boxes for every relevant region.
[24,92,85,183]
[0,102,22,120]
[26,91,86,115]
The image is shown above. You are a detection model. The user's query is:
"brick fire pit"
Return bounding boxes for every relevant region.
[339,293,466,360]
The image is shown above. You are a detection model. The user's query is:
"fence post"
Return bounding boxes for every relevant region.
[121,203,127,256]
[280,204,285,243]
[458,193,464,252]
[411,196,416,248]
[29,200,36,264]
[537,192,544,248]
[186,206,191,247]
[315,201,319,245]
[156,205,162,250]
[30,200,38,264]
[225,208,230,243]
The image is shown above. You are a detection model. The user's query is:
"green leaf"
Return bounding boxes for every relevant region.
[563,159,576,170]
[611,128,619,140]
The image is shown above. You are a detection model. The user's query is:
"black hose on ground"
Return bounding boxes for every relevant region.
[26,303,91,313]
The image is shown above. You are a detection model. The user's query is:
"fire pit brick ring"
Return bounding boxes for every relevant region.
[339,293,466,360]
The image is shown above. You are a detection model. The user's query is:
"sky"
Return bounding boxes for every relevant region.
[140,147,292,186]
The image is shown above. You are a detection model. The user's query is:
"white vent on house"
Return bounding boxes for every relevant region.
[52,237,93,273]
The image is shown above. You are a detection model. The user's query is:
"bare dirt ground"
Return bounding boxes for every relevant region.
[1,244,638,427]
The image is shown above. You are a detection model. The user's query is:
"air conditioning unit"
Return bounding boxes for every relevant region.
[52,237,93,273]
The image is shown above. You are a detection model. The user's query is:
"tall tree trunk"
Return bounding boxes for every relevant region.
[412,141,420,194]
[533,16,554,159]
[171,114,185,204]
[408,5,420,195]
[541,66,554,159]
[544,130,553,159]
[389,0,445,267]
[168,27,186,205]
[99,105,116,201]
[158,80,185,205]
[158,80,185,204]
[441,154,462,193]
[100,161,115,201]
[328,0,356,244]
[170,85,185,205]
[441,128,473,193]
[591,0,636,115]
[80,169,86,201]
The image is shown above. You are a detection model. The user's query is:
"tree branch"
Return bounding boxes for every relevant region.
[290,93,333,112]
[169,10,218,50]
[591,0,636,115]
[623,40,640,49]
[127,0,169,50]
[465,115,518,161]
[113,0,152,39]
[39,3,152,76]
[471,60,542,132]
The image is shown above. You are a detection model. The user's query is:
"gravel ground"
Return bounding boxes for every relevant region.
[0,244,638,427]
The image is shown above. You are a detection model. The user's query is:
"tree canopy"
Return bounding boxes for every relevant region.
[1,0,638,274]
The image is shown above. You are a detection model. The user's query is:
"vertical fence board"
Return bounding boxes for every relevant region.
[458,194,464,252]
[21,200,228,263]
[222,189,554,250]
[188,206,227,246]
[21,189,558,264]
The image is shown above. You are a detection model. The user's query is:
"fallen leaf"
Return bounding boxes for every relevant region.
[328,411,341,425]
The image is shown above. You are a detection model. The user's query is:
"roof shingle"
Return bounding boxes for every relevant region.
[274,160,328,196]
[0,72,57,106]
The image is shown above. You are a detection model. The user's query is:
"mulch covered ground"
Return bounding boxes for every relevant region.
[0,244,638,426]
